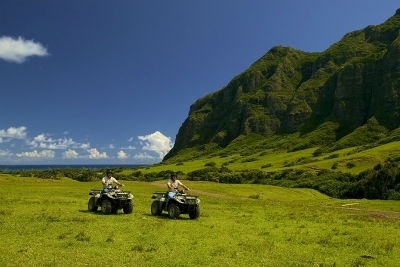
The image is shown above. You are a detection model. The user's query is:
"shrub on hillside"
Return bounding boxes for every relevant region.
[204,162,217,167]
[187,167,232,182]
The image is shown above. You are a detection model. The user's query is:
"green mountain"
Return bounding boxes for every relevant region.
[164,8,400,162]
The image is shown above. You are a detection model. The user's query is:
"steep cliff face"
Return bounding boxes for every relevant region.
[327,11,400,133]
[164,9,400,160]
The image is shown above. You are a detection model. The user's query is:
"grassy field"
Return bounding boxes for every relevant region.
[1,174,400,267]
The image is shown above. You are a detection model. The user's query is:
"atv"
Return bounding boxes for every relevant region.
[88,186,133,215]
[150,190,200,219]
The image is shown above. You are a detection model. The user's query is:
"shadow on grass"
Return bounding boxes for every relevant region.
[78,209,197,220]
[141,212,196,220]
[78,209,133,216]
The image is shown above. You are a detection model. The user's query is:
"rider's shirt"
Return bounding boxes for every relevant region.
[102,176,117,188]
[167,179,183,191]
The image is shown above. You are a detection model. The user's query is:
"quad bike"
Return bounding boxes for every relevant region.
[88,186,133,215]
[150,190,200,219]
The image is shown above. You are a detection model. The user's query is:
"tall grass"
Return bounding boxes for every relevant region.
[1,174,399,267]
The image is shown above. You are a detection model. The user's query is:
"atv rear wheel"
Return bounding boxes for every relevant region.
[101,199,112,215]
[88,197,98,212]
[151,200,162,215]
[189,206,200,219]
[168,203,180,219]
[123,202,133,214]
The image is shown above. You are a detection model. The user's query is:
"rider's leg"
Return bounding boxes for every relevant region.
[102,188,110,194]
[166,191,176,207]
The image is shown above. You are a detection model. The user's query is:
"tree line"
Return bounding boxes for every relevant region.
[2,160,399,200]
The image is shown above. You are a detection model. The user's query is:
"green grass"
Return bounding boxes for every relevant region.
[1,174,400,266]
[132,141,400,176]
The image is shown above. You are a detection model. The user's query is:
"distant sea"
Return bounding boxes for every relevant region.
[0,164,144,171]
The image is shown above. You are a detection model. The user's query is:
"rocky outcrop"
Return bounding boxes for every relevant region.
[164,9,400,160]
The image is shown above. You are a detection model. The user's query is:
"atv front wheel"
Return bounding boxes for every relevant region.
[189,206,200,219]
[111,206,118,214]
[168,203,180,219]
[123,202,133,214]
[88,197,98,212]
[101,199,112,215]
[151,200,162,215]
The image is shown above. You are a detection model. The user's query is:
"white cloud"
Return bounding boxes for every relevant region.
[33,134,47,143]
[87,148,108,159]
[0,36,49,63]
[0,126,27,142]
[29,134,76,149]
[121,145,136,150]
[80,143,90,149]
[16,150,55,159]
[63,149,79,159]
[56,138,77,149]
[0,125,174,164]
[117,150,128,159]
[138,131,173,159]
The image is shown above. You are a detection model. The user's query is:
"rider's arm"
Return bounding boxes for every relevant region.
[113,177,124,186]
[179,181,189,190]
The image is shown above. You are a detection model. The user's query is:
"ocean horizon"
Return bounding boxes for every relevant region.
[0,164,146,171]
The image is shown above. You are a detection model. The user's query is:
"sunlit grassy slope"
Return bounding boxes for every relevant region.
[133,140,400,175]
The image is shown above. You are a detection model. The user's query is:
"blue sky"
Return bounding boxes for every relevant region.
[1,1,399,165]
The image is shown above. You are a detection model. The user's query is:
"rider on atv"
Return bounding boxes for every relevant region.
[102,169,124,193]
[167,173,189,200]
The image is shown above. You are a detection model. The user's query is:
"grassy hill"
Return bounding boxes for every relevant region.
[139,140,400,175]
[137,120,400,176]
[127,133,400,200]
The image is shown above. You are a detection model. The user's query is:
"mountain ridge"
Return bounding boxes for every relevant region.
[164,8,400,161]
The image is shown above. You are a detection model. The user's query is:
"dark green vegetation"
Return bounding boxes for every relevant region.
[166,9,400,159]
[3,155,400,201]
